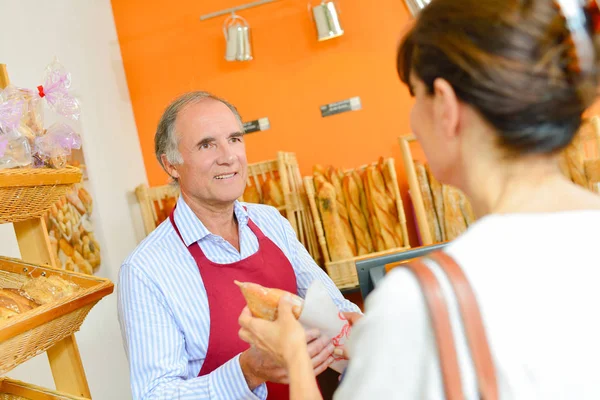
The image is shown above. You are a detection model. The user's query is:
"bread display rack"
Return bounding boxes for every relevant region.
[0,63,114,399]
[241,152,321,265]
[0,377,88,400]
[304,157,410,289]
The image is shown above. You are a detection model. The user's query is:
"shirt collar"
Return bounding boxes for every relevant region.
[173,196,249,247]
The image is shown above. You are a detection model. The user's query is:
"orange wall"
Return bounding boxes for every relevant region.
[111,0,423,244]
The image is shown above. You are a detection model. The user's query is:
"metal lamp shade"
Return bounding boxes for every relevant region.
[223,15,253,62]
[312,2,344,41]
[404,0,431,16]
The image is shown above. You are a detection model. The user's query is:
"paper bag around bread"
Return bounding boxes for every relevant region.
[235,281,304,321]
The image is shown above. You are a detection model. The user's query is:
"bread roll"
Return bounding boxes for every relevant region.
[414,161,442,243]
[425,163,445,241]
[317,182,356,261]
[0,288,38,314]
[235,280,303,321]
[443,185,468,241]
[21,275,80,305]
[343,174,374,255]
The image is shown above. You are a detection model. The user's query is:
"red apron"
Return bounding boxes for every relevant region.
[170,209,296,399]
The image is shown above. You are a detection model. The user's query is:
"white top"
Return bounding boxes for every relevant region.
[335,211,600,399]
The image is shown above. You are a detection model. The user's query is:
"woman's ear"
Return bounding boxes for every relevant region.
[432,78,460,140]
[161,154,180,180]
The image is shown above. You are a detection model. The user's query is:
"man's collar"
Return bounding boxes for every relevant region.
[173,196,249,247]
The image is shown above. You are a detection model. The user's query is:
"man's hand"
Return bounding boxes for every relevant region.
[239,328,335,389]
[238,297,336,390]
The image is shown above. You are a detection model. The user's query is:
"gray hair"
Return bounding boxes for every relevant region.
[154,91,243,181]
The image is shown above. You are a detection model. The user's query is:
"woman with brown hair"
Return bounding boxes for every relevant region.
[238,0,600,398]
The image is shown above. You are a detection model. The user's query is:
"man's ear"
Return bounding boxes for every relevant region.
[432,78,460,140]
[161,154,180,180]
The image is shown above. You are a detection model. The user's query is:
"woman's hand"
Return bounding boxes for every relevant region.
[238,294,333,370]
[333,311,364,360]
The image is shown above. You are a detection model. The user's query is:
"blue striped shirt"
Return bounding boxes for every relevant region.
[118,196,360,400]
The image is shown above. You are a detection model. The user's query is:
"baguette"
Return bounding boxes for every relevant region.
[343,174,374,255]
[317,182,356,261]
[564,134,588,188]
[414,161,442,243]
[558,152,572,180]
[425,163,445,241]
[365,166,402,249]
[326,166,357,256]
[378,157,397,207]
[457,189,476,226]
[243,182,261,204]
[443,185,468,241]
[261,176,285,209]
[362,170,386,252]
[351,170,372,238]
[235,281,303,321]
[584,159,600,193]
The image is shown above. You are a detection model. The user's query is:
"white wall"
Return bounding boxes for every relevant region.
[0,1,147,398]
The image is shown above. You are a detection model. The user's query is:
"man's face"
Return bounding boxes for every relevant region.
[171,99,248,208]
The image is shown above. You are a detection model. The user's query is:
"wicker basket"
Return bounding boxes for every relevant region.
[0,257,113,375]
[0,378,88,400]
[135,184,180,235]
[0,167,82,224]
[304,158,411,289]
[242,152,321,263]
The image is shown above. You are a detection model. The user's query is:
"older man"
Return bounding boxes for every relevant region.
[118,91,360,400]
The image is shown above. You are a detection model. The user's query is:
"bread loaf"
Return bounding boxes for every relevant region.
[425,163,445,241]
[365,166,402,249]
[584,159,600,193]
[21,275,80,305]
[362,170,386,252]
[558,152,572,180]
[0,289,38,313]
[351,171,370,230]
[564,134,588,188]
[261,177,285,209]
[414,161,442,243]
[378,157,397,208]
[243,183,261,204]
[343,174,374,255]
[457,189,476,226]
[317,182,356,261]
[235,281,303,321]
[443,185,468,241]
[326,167,357,256]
